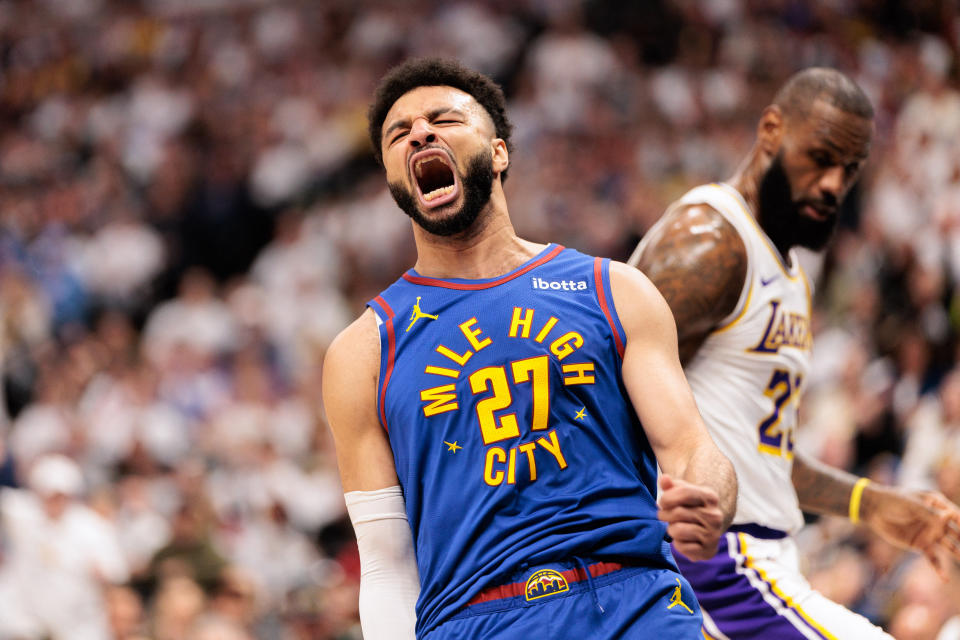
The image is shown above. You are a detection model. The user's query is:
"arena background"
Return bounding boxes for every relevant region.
[0,1,958,638]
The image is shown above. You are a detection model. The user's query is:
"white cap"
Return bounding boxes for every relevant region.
[28,454,84,497]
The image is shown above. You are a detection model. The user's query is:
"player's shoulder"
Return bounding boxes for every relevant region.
[656,202,744,255]
[323,309,380,384]
[636,201,747,279]
[607,260,677,335]
[628,197,750,347]
[608,259,659,295]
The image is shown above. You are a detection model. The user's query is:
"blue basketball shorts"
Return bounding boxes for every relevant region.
[425,560,704,639]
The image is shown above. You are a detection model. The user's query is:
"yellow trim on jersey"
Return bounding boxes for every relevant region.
[712,183,801,281]
[702,628,719,640]
[757,443,783,457]
[713,274,754,335]
[703,182,754,334]
[738,534,839,640]
[799,266,813,317]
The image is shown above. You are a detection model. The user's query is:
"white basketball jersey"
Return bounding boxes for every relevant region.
[644,182,812,534]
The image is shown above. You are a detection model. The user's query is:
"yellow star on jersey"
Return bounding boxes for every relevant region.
[444,441,462,453]
[574,407,587,421]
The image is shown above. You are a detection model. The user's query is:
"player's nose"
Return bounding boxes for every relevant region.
[819,165,845,199]
[408,118,436,148]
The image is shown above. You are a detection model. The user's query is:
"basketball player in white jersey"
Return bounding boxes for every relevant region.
[629,68,960,639]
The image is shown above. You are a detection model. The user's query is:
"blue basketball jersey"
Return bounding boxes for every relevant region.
[367,244,674,636]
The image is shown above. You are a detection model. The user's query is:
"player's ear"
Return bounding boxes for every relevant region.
[757,105,784,158]
[492,138,509,175]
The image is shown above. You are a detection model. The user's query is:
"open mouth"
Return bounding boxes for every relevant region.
[411,150,460,208]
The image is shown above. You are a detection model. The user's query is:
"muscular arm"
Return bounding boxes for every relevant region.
[610,261,737,559]
[323,309,400,491]
[794,451,960,579]
[790,451,861,517]
[323,310,419,638]
[627,205,747,364]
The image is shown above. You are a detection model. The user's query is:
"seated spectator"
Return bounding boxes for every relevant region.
[0,454,129,640]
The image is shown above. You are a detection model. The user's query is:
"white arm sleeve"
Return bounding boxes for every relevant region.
[344,486,420,639]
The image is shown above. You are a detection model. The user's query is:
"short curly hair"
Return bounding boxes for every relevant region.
[367,57,513,180]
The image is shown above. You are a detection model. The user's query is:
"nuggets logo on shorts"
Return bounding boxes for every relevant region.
[525,569,569,601]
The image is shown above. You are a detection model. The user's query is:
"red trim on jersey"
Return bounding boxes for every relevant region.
[594,258,624,359]
[401,245,565,290]
[374,295,396,434]
[466,561,624,606]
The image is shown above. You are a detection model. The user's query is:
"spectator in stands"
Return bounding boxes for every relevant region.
[0,454,129,640]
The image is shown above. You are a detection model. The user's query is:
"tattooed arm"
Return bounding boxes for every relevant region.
[794,452,960,579]
[790,452,857,516]
[627,205,747,364]
[610,262,737,559]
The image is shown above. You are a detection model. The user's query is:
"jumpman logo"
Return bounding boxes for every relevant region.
[406,297,439,332]
[667,578,694,613]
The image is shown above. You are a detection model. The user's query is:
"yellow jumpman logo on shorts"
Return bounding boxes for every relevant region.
[406,296,439,332]
[667,578,694,613]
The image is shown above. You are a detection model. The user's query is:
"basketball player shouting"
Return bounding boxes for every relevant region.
[323,58,737,640]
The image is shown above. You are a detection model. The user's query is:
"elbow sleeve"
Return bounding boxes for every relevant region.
[345,486,420,639]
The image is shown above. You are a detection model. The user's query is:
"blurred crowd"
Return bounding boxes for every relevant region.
[0,0,958,638]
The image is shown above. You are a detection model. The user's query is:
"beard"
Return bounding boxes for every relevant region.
[388,149,495,238]
[757,151,839,253]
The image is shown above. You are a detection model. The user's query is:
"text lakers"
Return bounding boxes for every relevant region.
[749,300,812,354]
[418,306,596,487]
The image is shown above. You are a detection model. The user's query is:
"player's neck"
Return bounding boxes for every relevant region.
[727,150,764,221]
[411,189,547,280]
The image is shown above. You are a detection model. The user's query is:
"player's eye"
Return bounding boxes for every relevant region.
[810,151,833,168]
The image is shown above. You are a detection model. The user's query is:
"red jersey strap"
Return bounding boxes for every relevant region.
[401,244,565,290]
[369,296,396,434]
[593,258,625,359]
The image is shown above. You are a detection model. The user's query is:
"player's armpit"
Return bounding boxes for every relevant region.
[608,262,737,541]
[322,309,400,492]
[627,204,747,365]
